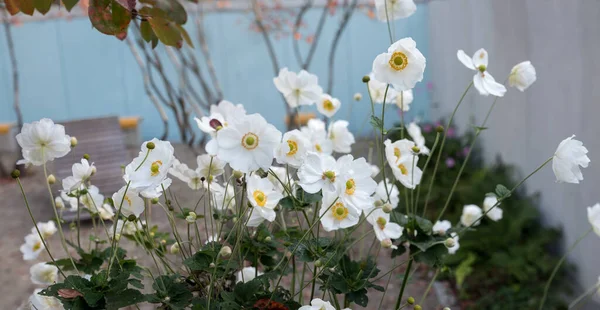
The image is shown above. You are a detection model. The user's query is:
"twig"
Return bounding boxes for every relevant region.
[293,0,312,67]
[195,6,223,101]
[326,0,358,94]
[302,0,331,70]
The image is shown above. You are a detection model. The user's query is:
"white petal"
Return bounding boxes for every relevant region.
[457,50,475,70]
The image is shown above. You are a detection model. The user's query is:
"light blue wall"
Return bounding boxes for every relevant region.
[0,6,430,142]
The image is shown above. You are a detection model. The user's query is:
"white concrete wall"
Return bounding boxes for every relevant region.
[427,0,600,301]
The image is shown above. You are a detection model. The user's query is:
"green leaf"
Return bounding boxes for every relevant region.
[140,0,187,24]
[370,115,384,132]
[140,20,154,42]
[111,0,131,33]
[17,0,35,15]
[175,24,194,48]
[33,0,53,14]
[5,0,21,15]
[495,184,511,199]
[147,275,193,309]
[455,253,476,288]
[412,243,448,268]
[106,288,146,309]
[88,0,121,35]
[149,17,182,47]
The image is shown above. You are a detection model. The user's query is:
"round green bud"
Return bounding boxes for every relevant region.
[362,75,370,83]
[209,263,216,268]
[411,146,420,154]
[219,246,232,258]
[127,215,137,222]
[70,136,78,147]
[264,236,272,242]
[443,307,451,310]
[232,170,244,179]
[414,305,422,310]
[169,243,180,254]
[381,239,393,248]
[444,237,456,249]
[146,142,155,150]
[47,174,56,185]
[435,125,444,133]
[374,200,384,208]
[150,197,160,204]
[186,212,197,223]
[382,203,393,213]
[314,260,323,267]
[83,154,90,160]
[407,297,415,305]
[163,296,171,302]
[11,169,20,179]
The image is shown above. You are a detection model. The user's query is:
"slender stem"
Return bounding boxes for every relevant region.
[417,132,441,216]
[395,258,413,310]
[569,281,600,309]
[76,195,81,249]
[420,269,439,304]
[538,227,593,310]
[384,0,393,44]
[380,85,391,202]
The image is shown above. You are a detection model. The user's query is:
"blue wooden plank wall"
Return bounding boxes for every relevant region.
[0,6,430,142]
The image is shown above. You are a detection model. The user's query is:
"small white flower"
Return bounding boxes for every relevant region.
[407,122,430,155]
[509,61,536,91]
[328,120,355,153]
[246,174,283,227]
[354,92,363,101]
[195,112,226,136]
[460,204,483,227]
[199,100,247,155]
[395,89,414,111]
[60,191,78,211]
[267,166,294,195]
[124,139,175,194]
[297,152,340,194]
[552,135,590,184]
[384,139,422,189]
[368,73,397,104]
[373,179,400,209]
[54,197,65,209]
[317,94,341,118]
[197,154,225,179]
[33,221,57,239]
[80,185,104,213]
[368,208,403,241]
[215,114,282,173]
[447,232,460,254]
[373,38,426,91]
[236,266,263,283]
[275,129,310,168]
[139,178,171,199]
[210,100,247,123]
[301,119,333,155]
[336,155,377,212]
[319,192,360,232]
[273,67,323,108]
[20,233,45,261]
[98,203,115,220]
[370,164,380,178]
[482,195,503,221]
[111,219,144,236]
[112,185,145,218]
[29,288,64,310]
[299,298,336,310]
[211,182,236,211]
[374,0,416,22]
[432,220,451,235]
[457,49,507,97]
[71,158,95,185]
[169,159,205,190]
[587,203,600,237]
[16,118,71,166]
[30,262,58,285]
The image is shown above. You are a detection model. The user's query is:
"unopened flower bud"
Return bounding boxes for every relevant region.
[149,231,155,237]
[169,243,180,254]
[232,170,244,179]
[151,197,159,204]
[414,305,422,310]
[443,308,451,310]
[70,136,78,147]
[407,296,415,304]
[91,166,97,176]
[146,142,155,150]
[381,239,393,248]
[114,233,121,241]
[186,212,197,223]
[382,203,393,213]
[83,154,90,160]
[219,246,232,258]
[314,260,323,267]
[264,236,272,242]
[209,119,223,130]
[127,215,137,222]
[354,93,362,101]
[411,146,420,154]
[163,296,171,302]
[209,263,215,268]
[362,75,370,83]
[47,174,56,185]
[435,125,444,133]
[69,222,76,230]
[374,200,384,208]
[232,217,238,223]
[444,237,456,249]
[11,169,20,179]
[160,239,167,245]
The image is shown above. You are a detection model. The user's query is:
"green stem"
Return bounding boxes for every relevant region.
[420,269,439,304]
[395,258,413,310]
[384,0,393,44]
[417,132,441,216]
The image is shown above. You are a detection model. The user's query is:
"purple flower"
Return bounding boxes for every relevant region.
[445,157,456,168]
[446,127,456,137]
[462,146,470,157]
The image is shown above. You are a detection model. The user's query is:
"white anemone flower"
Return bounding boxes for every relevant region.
[368,208,403,242]
[71,158,95,185]
[139,178,172,199]
[460,204,483,227]
[384,139,422,189]
[275,129,310,168]
[373,179,400,209]
[195,112,226,136]
[373,37,426,91]
[447,232,460,254]
[457,49,507,97]
[246,174,283,227]
[370,164,380,178]
[211,182,236,211]
[124,139,175,194]
[215,114,282,173]
[552,135,590,184]
[169,159,205,190]
[267,166,294,195]
[112,185,145,218]
[509,61,537,91]
[54,196,65,210]
[367,73,397,104]
[200,101,247,156]
[587,203,600,237]
[98,203,115,220]
[33,221,57,239]
[483,195,503,221]
[210,100,247,123]
[16,118,71,166]
[30,262,58,285]
[301,119,333,155]
[336,155,377,212]
[319,192,360,232]
[299,298,336,310]
[395,89,414,111]
[407,122,430,155]
[273,67,323,108]
[374,0,416,21]
[433,220,451,235]
[60,191,78,211]
[29,289,64,310]
[197,154,225,179]
[317,94,341,118]
[328,120,355,153]
[20,233,45,261]
[297,152,340,194]
[236,266,263,283]
[111,219,144,236]
[80,185,104,213]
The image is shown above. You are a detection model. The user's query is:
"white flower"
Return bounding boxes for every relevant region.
[319,192,360,232]
[328,120,355,153]
[457,49,507,97]
[588,203,600,237]
[197,154,225,179]
[301,119,333,155]
[433,220,451,235]
[16,118,71,166]
[395,89,413,111]
[60,191,78,211]
[236,266,263,283]
[54,197,65,209]
[407,122,430,155]
[275,129,310,168]
[317,94,341,118]
[374,0,416,21]
[354,92,362,101]
[483,195,503,221]
[552,135,590,184]
[30,262,58,285]
[112,219,144,236]
[373,179,399,209]
[80,185,104,213]
[29,289,64,310]
[71,158,95,185]
[273,67,323,108]
[124,139,175,194]
[246,174,283,227]
[33,221,57,239]
[215,114,282,173]
[20,233,45,261]
[447,233,460,254]
[267,166,294,195]
[368,208,403,241]
[370,164,380,178]
[299,298,336,310]
[298,152,340,194]
[509,61,536,91]
[368,73,397,104]
[373,38,426,91]
[384,139,422,189]
[112,185,145,218]
[169,159,205,190]
[139,178,171,199]
[200,101,247,155]
[460,204,483,227]
[210,100,247,123]
[336,155,377,211]
[98,203,115,220]
[195,112,226,136]
[211,182,236,211]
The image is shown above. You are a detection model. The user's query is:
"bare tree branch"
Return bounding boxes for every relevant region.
[293,0,312,68]
[302,0,332,70]
[2,9,22,128]
[327,0,358,94]
[195,6,223,101]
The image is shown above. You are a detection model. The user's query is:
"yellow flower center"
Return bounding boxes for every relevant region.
[389,51,408,71]
[315,144,322,152]
[286,140,298,156]
[253,190,267,207]
[322,99,335,112]
[322,170,336,182]
[331,202,349,220]
[124,195,132,206]
[376,217,387,230]
[393,147,401,162]
[150,160,163,176]
[397,163,408,175]
[33,241,42,252]
[345,179,356,195]
[241,133,259,150]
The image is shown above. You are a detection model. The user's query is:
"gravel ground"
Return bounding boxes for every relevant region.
[0,142,453,310]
